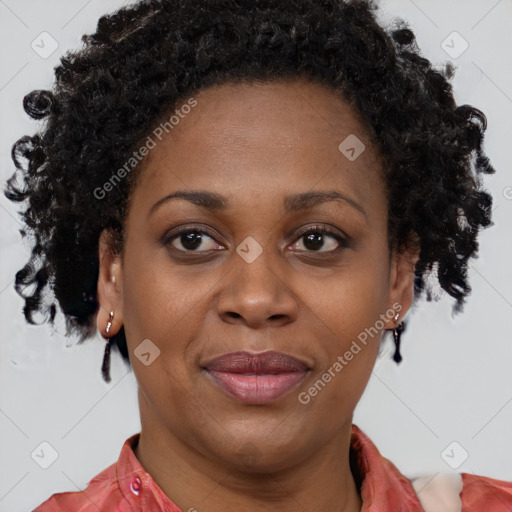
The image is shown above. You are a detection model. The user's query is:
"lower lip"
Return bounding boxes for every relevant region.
[205,370,309,404]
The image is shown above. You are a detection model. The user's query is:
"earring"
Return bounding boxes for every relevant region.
[102,311,114,383]
[392,313,405,364]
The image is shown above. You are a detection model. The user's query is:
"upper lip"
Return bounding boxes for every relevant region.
[202,350,310,374]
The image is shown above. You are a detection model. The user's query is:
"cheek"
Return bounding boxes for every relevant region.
[306,241,390,336]
[120,260,206,411]
[120,245,220,376]
[297,244,390,403]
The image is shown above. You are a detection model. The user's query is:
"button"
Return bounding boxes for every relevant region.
[130,476,142,496]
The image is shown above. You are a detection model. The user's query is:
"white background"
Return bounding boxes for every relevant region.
[1,1,511,510]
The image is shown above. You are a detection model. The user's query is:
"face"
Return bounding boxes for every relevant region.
[97,79,417,473]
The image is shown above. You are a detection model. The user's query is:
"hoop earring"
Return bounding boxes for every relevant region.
[392,313,405,364]
[102,311,114,383]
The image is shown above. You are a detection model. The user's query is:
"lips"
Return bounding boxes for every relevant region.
[202,351,311,404]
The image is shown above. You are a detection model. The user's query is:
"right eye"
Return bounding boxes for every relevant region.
[163,226,224,253]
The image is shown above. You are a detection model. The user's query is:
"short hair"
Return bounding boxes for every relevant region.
[4,0,494,368]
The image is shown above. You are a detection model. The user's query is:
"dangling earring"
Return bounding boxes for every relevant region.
[102,311,114,383]
[392,313,405,364]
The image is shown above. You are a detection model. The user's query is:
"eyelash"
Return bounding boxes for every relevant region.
[163,224,350,254]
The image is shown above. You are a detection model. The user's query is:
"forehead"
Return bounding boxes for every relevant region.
[131,79,385,214]
[160,79,370,152]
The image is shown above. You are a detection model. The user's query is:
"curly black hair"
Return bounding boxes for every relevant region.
[4,0,494,378]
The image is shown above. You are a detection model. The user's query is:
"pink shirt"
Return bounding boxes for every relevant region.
[33,424,512,511]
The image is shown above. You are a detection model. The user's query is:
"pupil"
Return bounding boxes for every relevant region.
[182,232,202,250]
[304,232,323,251]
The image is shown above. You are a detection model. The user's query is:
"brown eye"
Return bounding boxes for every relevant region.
[164,227,222,252]
[290,225,350,253]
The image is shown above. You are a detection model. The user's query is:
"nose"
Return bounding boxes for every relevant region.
[216,245,299,329]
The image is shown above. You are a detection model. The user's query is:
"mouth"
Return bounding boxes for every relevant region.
[202,350,311,404]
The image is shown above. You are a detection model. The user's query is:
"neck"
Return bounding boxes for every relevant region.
[133,408,362,512]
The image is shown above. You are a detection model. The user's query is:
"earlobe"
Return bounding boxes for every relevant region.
[96,228,124,337]
[386,243,420,329]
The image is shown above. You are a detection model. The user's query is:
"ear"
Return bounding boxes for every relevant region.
[384,235,420,329]
[96,228,124,338]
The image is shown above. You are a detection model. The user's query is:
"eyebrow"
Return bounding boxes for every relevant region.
[148,189,368,221]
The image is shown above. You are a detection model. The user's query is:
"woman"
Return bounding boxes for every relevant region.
[5,0,511,510]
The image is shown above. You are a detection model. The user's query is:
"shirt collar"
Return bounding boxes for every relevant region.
[115,424,422,511]
[350,424,423,510]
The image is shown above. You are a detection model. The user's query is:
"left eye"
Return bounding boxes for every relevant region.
[290,227,347,253]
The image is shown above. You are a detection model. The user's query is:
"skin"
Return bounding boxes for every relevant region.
[96,78,418,512]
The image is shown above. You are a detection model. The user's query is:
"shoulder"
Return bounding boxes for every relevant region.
[32,462,125,512]
[32,433,143,511]
[410,472,512,512]
[460,472,512,509]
